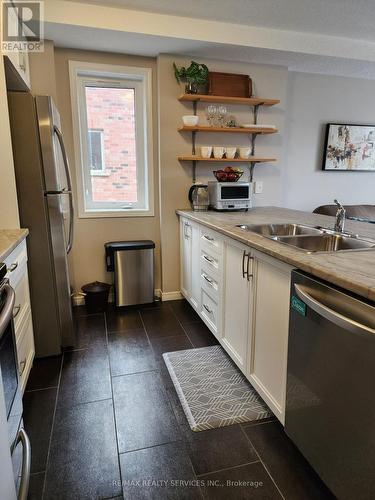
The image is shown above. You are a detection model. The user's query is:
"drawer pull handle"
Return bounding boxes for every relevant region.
[19,358,26,377]
[9,262,18,272]
[13,304,21,318]
[203,304,213,314]
[203,254,214,264]
[203,274,214,285]
[203,235,214,242]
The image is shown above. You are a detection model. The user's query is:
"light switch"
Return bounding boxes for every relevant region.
[254,181,263,194]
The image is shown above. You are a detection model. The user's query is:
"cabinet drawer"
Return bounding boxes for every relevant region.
[201,269,219,299]
[200,228,223,255]
[4,240,28,288]
[13,266,31,337]
[201,249,221,274]
[16,312,35,393]
[201,289,219,337]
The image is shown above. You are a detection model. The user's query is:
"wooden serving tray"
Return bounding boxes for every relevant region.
[208,71,252,98]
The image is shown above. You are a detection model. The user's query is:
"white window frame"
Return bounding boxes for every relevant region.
[69,61,154,218]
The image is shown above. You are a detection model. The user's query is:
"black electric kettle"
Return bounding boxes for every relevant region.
[188,183,209,211]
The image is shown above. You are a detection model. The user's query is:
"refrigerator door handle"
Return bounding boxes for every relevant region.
[53,125,74,254]
[67,191,74,254]
[53,126,72,191]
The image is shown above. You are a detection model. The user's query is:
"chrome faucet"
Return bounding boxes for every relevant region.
[334,199,346,233]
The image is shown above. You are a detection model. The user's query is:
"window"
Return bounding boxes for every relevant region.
[88,129,105,173]
[69,61,153,217]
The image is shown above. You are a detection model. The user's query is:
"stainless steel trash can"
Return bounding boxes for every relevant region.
[105,241,155,306]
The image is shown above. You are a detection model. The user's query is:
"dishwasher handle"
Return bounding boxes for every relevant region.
[294,284,375,336]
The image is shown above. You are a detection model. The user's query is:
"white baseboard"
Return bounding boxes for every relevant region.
[161,290,183,301]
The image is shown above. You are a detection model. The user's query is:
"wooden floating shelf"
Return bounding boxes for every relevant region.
[179,93,280,106]
[178,125,278,134]
[178,156,276,163]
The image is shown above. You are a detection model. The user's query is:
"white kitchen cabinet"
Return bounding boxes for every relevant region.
[178,215,293,425]
[199,235,223,339]
[190,223,201,310]
[222,238,252,373]
[248,250,293,423]
[180,218,191,299]
[4,240,35,392]
[200,288,220,338]
[179,217,200,311]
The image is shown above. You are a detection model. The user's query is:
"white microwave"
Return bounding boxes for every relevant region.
[208,181,252,211]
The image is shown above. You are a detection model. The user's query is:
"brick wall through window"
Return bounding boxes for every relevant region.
[85,86,138,203]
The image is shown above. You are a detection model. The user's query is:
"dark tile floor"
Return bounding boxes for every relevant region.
[23,299,334,500]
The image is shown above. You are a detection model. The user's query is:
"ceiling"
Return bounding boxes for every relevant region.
[47,0,375,79]
[45,22,375,80]
[64,0,375,42]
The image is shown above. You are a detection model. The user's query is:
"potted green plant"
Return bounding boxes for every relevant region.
[173,60,209,94]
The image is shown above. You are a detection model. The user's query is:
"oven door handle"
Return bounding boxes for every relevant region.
[294,284,375,336]
[14,428,31,500]
[0,283,15,339]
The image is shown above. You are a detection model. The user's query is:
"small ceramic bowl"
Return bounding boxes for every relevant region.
[182,115,199,126]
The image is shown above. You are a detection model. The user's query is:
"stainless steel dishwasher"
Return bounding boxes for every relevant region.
[285,270,375,500]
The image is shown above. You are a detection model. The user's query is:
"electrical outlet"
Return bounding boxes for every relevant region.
[254,181,263,194]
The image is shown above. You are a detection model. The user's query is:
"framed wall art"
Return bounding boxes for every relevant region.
[322,123,375,171]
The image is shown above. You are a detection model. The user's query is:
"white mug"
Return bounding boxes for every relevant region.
[201,146,213,158]
[239,147,251,159]
[225,147,237,159]
[213,146,225,159]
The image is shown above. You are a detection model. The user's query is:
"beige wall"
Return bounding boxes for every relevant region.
[19,42,375,299]
[0,51,20,228]
[158,54,288,293]
[284,71,375,211]
[31,48,287,296]
[27,45,375,298]
[29,40,58,101]
[53,48,161,291]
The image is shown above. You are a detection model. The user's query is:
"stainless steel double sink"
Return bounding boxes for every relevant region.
[236,223,375,253]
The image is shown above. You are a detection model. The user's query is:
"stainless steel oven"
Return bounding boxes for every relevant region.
[0,263,30,500]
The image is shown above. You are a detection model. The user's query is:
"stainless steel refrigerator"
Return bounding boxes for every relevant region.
[7,93,75,357]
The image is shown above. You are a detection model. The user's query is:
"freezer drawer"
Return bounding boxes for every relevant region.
[285,270,375,500]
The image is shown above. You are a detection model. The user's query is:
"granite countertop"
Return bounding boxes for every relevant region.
[0,229,29,262]
[176,207,375,302]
